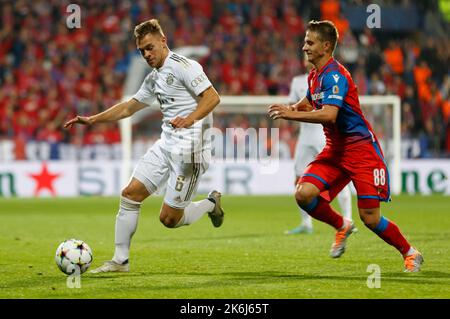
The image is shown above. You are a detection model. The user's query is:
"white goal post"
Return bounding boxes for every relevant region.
[119,95,401,195]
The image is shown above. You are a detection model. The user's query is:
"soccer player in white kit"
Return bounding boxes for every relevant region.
[64,19,224,273]
[285,60,353,235]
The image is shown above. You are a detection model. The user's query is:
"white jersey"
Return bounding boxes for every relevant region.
[289,74,325,147]
[133,51,213,155]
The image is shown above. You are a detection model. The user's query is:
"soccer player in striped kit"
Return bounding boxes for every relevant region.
[269,20,423,272]
[65,19,224,273]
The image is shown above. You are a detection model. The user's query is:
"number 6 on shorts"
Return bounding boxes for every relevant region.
[175,175,185,191]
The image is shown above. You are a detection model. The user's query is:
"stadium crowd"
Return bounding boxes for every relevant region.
[0,0,448,160]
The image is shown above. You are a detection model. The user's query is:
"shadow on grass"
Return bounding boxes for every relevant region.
[3,268,449,292]
[382,270,450,280]
[2,269,449,298]
[84,269,450,287]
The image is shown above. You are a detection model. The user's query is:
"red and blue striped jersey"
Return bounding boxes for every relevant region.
[306,57,377,148]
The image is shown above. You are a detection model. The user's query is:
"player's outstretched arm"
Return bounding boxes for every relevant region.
[63,98,147,129]
[268,104,338,124]
[267,96,313,121]
[295,104,338,124]
[170,86,220,128]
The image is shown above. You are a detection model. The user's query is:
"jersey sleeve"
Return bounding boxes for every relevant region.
[321,71,348,108]
[132,75,156,106]
[177,59,212,96]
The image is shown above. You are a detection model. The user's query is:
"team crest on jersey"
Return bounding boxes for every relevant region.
[333,85,339,94]
[166,73,175,85]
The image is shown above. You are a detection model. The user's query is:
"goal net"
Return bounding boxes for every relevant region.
[119,95,401,195]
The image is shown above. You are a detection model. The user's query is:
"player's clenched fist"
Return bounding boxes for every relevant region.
[63,116,92,129]
[268,104,293,120]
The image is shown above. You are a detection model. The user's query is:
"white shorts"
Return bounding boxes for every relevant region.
[132,140,210,209]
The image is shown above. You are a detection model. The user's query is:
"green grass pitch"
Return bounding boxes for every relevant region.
[0,195,449,299]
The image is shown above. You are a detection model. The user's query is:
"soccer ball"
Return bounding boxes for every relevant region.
[55,239,93,275]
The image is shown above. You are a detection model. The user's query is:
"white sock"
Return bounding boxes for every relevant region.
[112,196,141,264]
[300,208,313,228]
[175,199,215,227]
[337,185,352,221]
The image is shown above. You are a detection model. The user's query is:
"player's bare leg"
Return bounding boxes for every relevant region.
[286,176,313,235]
[295,182,347,231]
[159,204,185,228]
[359,207,423,272]
[295,182,321,208]
[91,178,150,274]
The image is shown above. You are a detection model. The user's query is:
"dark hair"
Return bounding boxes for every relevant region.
[134,19,165,40]
[306,20,339,53]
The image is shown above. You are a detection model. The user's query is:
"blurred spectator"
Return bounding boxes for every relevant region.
[384,41,405,75]
[321,0,340,21]
[338,31,359,72]
[414,61,433,102]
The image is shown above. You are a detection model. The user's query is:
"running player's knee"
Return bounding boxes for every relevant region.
[159,204,185,228]
[295,182,320,207]
[295,190,315,207]
[159,207,183,228]
[121,186,146,202]
[359,208,380,229]
[121,188,138,202]
[121,187,132,199]
[295,191,306,206]
[159,215,179,228]
[159,216,173,228]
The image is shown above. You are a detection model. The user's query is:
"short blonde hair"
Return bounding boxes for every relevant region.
[134,19,165,40]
